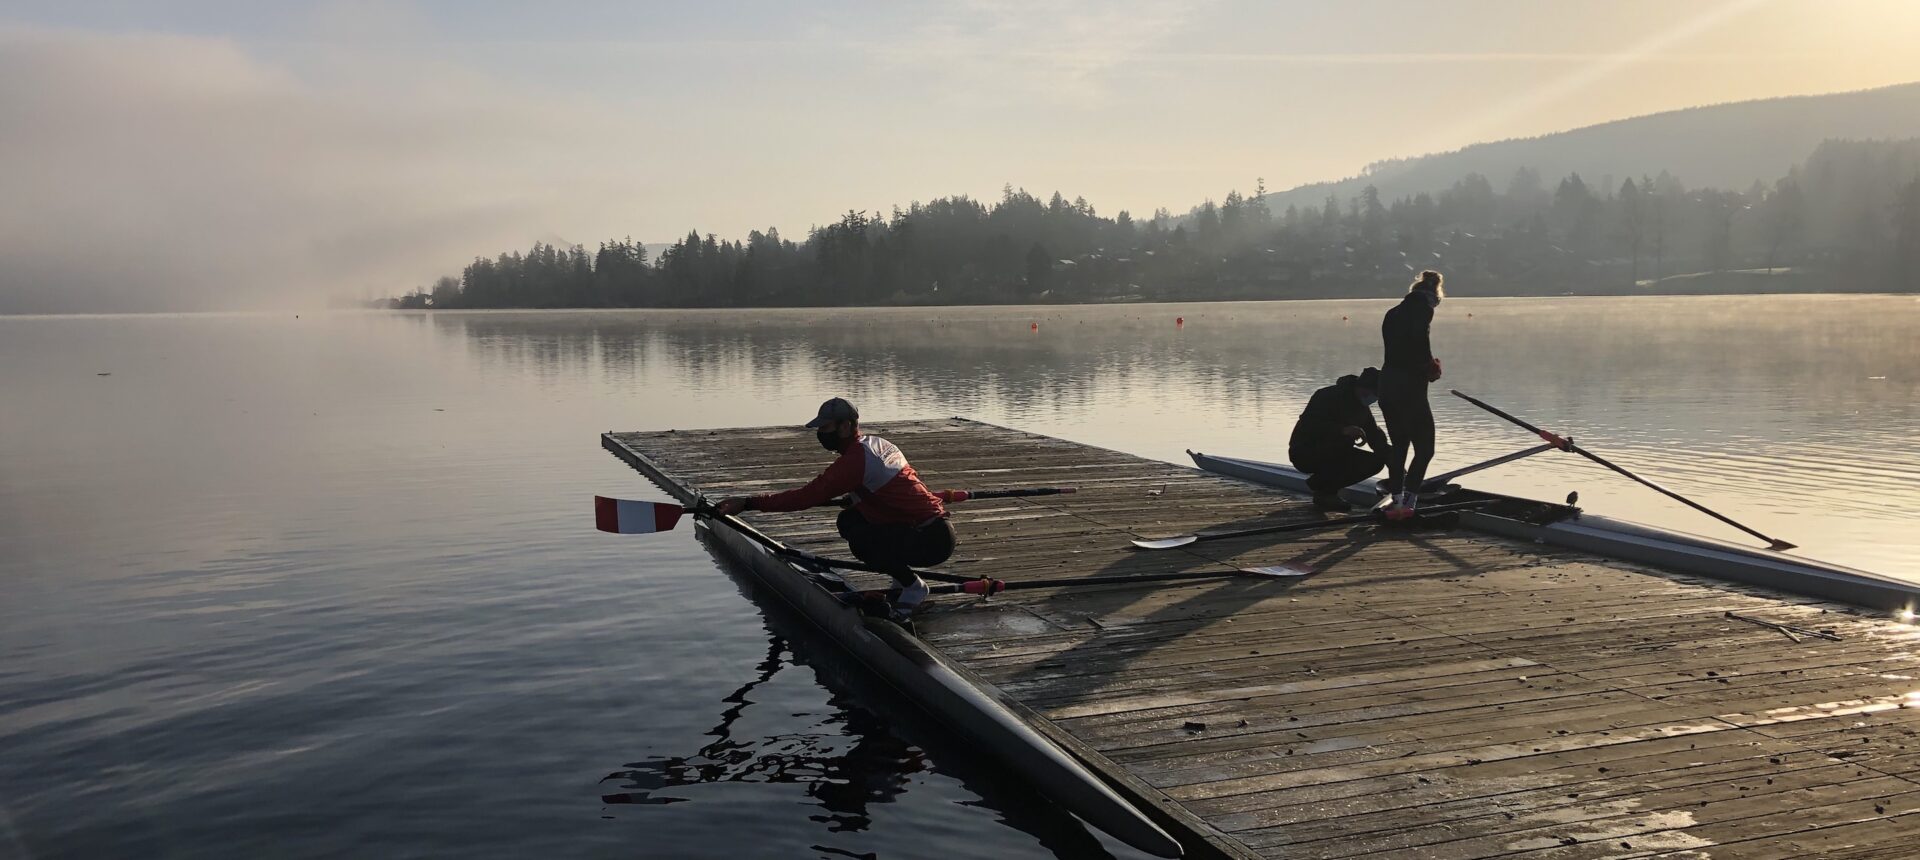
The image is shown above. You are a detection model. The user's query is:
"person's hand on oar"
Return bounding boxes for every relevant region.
[713,497,750,516]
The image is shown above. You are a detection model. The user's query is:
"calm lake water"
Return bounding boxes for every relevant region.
[3,295,1918,858]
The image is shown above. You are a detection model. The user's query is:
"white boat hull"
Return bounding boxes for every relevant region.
[1189,450,1920,614]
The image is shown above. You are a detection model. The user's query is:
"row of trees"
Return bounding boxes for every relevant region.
[390,139,1920,309]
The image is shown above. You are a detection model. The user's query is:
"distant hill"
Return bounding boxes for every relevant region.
[1259,81,1920,210]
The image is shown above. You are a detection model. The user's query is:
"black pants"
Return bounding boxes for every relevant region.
[1291,443,1386,496]
[837,508,956,584]
[1378,367,1435,494]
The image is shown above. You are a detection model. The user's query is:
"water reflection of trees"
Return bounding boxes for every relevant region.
[429,307,1346,423]
[428,298,1919,454]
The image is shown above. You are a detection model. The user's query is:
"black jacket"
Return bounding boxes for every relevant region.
[1289,376,1389,462]
[1381,292,1434,374]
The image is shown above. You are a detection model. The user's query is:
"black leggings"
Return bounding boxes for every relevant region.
[1378,368,1435,494]
[1290,443,1386,496]
[837,508,956,584]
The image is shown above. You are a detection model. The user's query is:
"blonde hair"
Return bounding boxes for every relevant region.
[1412,269,1444,297]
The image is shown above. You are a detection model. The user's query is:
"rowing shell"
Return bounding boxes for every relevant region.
[604,434,1186,858]
[1188,450,1920,613]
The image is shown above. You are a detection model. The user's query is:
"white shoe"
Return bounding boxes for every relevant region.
[892,577,929,616]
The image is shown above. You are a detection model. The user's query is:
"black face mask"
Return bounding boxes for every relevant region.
[816,430,843,452]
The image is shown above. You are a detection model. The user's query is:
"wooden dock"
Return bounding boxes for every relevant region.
[605,418,1920,859]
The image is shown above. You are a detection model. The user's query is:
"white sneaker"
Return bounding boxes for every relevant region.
[893,577,929,615]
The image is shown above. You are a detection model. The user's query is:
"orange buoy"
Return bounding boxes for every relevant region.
[1176,316,1184,327]
[1031,321,1039,332]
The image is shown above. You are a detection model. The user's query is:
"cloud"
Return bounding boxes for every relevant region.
[0,25,647,313]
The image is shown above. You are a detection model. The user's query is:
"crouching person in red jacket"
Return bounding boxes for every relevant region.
[714,398,956,620]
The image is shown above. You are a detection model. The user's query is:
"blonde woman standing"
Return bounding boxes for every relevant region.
[1378,270,1446,517]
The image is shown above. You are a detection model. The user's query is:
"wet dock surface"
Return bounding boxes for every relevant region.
[606,418,1920,859]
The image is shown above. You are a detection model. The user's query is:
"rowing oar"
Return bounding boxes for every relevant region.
[593,488,1077,586]
[902,563,1318,597]
[1450,389,1795,550]
[592,487,1077,535]
[825,486,1077,508]
[933,487,1077,503]
[1130,500,1493,550]
[597,488,1299,587]
[595,494,978,583]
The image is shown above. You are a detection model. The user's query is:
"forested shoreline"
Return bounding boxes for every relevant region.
[388,139,1920,309]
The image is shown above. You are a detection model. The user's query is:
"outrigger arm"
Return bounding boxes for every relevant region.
[1450,389,1796,550]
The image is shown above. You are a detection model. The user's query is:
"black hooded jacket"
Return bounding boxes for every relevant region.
[1381,291,1434,374]
[1289,375,1388,463]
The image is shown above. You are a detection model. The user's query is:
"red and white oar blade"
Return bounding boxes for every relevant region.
[594,496,686,534]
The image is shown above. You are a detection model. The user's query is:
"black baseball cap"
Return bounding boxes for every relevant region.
[805,397,859,428]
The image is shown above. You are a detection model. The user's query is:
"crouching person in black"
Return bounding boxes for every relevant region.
[1288,367,1389,512]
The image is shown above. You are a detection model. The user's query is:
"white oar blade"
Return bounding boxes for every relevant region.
[1245,562,1316,578]
[594,496,686,534]
[1131,535,1198,550]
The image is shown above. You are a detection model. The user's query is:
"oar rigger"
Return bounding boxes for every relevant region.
[1450,389,1796,550]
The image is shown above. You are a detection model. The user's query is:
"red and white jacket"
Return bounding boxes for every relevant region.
[750,435,947,526]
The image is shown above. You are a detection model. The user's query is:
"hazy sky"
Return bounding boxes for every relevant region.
[5,0,1920,311]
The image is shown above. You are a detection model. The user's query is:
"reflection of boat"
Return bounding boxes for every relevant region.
[1189,451,1920,611]
[600,634,927,820]
[600,529,1119,857]
[604,435,1185,858]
